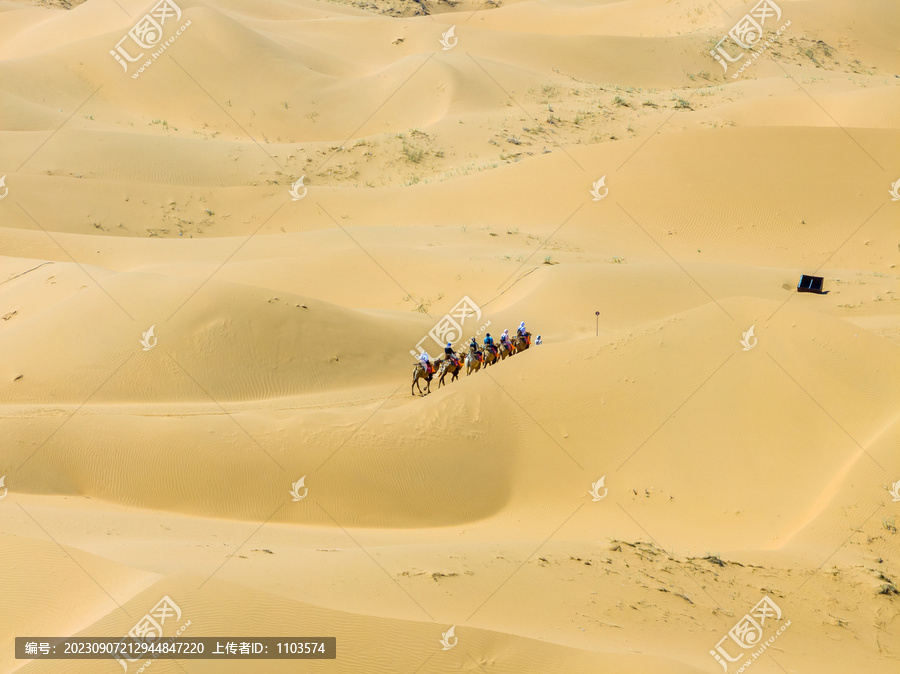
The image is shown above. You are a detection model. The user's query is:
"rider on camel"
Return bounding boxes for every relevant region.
[419,351,433,379]
[483,332,496,356]
[443,342,458,366]
[516,322,530,347]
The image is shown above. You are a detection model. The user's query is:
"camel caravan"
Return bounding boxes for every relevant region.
[412,323,541,396]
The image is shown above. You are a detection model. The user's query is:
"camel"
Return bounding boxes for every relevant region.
[465,347,483,376]
[513,331,531,352]
[498,340,515,359]
[411,361,433,396]
[437,354,463,388]
[482,344,499,367]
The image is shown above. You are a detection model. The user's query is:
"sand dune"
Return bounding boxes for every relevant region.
[1,0,898,672]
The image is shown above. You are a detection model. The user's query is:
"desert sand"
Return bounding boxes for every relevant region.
[1,0,898,672]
